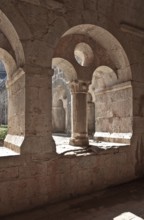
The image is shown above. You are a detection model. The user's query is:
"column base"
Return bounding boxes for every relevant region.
[69,136,89,147]
[21,136,56,154]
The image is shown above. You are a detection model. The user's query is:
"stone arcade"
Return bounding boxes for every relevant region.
[0,0,144,219]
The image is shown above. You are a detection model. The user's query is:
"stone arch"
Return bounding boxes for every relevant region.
[0,9,25,67]
[91,66,118,92]
[52,57,77,82]
[0,48,17,80]
[52,24,132,146]
[54,24,132,82]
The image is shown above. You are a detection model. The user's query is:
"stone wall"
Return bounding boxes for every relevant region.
[0,145,136,216]
[94,82,133,143]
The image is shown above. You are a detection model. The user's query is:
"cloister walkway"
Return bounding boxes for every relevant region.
[2,178,144,220]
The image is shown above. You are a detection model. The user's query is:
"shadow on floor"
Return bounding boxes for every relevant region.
[2,178,144,220]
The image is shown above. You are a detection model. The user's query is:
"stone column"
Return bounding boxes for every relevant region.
[6,66,56,155]
[69,81,89,146]
[22,67,56,155]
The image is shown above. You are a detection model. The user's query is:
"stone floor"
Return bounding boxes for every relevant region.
[2,178,144,220]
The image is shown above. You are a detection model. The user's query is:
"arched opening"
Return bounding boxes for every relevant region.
[0,10,25,155]
[0,9,25,67]
[91,66,118,92]
[52,24,132,152]
[52,58,77,82]
[0,48,25,155]
[61,24,132,82]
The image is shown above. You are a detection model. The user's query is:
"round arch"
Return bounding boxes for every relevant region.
[0,9,25,67]
[52,24,133,145]
[55,24,132,83]
[0,48,17,80]
[92,66,118,91]
[52,57,77,82]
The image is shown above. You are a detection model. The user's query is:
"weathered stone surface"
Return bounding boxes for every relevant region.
[0,0,143,217]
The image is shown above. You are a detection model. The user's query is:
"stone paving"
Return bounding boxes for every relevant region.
[2,178,144,220]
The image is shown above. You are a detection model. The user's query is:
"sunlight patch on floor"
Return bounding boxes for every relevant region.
[114,212,143,220]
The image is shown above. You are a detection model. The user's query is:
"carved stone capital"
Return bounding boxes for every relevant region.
[68,81,90,93]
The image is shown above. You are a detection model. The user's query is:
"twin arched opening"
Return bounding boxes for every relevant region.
[52,24,133,147]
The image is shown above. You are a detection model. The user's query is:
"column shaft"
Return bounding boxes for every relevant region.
[69,91,89,146]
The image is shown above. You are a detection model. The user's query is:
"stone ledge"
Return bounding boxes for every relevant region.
[0,147,19,157]
[94,132,132,144]
[4,134,24,153]
[53,135,129,157]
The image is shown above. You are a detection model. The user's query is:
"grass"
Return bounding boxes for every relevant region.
[0,125,8,141]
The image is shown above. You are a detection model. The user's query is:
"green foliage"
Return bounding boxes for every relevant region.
[0,125,8,140]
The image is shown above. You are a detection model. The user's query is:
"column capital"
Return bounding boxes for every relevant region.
[68,81,90,93]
